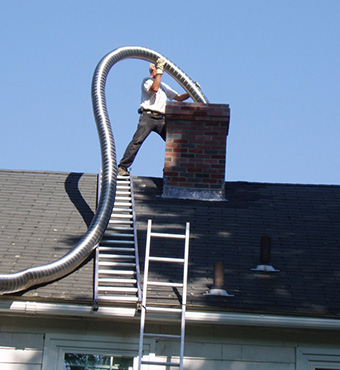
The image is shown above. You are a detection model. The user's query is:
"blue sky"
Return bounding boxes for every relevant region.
[1,0,339,185]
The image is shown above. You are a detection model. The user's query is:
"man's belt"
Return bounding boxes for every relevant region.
[138,108,165,117]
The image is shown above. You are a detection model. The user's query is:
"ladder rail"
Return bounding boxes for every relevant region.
[93,246,99,307]
[130,175,142,303]
[180,222,190,369]
[138,219,152,370]
[93,171,102,308]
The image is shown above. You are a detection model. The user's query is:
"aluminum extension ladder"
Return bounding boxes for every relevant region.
[94,172,141,305]
[138,219,190,370]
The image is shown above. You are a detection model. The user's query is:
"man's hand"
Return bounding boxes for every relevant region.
[155,58,166,75]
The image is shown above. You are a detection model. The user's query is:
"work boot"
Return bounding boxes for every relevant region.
[117,167,129,176]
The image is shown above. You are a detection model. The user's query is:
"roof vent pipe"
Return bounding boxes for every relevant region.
[252,236,279,272]
[205,262,234,297]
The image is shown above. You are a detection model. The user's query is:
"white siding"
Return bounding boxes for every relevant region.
[0,314,339,369]
[0,332,43,370]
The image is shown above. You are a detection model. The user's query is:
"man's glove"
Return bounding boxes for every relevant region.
[155,58,166,75]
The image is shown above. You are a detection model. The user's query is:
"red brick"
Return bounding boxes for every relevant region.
[164,102,229,196]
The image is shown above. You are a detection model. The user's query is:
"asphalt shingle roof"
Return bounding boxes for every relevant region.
[0,170,97,301]
[1,169,340,318]
[133,177,340,317]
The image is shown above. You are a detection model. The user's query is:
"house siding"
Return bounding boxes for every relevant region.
[0,332,43,370]
[0,315,339,369]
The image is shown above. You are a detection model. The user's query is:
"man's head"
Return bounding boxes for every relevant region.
[149,63,156,78]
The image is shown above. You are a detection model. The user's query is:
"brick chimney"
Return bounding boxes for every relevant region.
[163,102,230,200]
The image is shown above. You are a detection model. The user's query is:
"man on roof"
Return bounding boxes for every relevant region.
[117,58,190,176]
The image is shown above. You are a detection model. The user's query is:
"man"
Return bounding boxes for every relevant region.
[117,58,190,176]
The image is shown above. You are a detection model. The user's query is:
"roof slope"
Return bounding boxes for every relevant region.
[0,170,97,301]
[133,177,340,317]
[1,170,340,318]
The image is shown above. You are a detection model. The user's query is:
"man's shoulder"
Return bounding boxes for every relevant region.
[142,77,153,83]
[141,77,153,89]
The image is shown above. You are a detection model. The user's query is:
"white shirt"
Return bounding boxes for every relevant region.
[140,77,178,114]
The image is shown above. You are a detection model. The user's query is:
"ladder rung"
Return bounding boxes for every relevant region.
[117,176,130,180]
[98,287,138,292]
[99,254,135,259]
[98,262,136,267]
[150,232,186,239]
[110,214,133,219]
[99,278,137,284]
[149,256,185,263]
[145,307,182,314]
[106,226,133,231]
[141,360,180,367]
[100,240,134,244]
[109,220,133,224]
[148,281,183,288]
[144,333,181,339]
[98,269,135,275]
[113,203,132,208]
[102,233,134,238]
[98,246,135,252]
[98,296,138,302]
[115,196,132,201]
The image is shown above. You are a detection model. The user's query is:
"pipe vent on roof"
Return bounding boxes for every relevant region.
[252,236,279,272]
[205,262,234,297]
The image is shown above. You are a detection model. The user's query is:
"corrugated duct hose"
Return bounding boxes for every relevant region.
[0,46,209,294]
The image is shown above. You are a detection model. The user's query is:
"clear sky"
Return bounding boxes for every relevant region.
[1,0,339,185]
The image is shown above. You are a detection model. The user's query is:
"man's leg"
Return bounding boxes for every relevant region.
[118,114,153,171]
[154,116,167,141]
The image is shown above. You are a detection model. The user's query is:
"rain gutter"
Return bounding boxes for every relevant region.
[1,300,340,331]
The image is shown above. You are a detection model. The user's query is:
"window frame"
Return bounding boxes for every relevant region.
[42,333,152,370]
[297,348,340,370]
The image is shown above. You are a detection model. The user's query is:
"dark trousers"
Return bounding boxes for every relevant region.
[118,111,166,169]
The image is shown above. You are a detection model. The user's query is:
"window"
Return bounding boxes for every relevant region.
[64,353,133,370]
[42,334,149,370]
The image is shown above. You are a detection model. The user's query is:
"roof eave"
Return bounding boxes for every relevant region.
[1,300,340,331]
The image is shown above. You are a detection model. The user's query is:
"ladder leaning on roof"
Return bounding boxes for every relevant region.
[94,171,142,306]
[138,219,190,370]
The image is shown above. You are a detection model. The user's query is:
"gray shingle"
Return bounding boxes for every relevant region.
[0,170,97,301]
[1,170,340,318]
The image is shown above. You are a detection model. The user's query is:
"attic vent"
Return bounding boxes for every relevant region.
[252,236,279,272]
[205,262,234,297]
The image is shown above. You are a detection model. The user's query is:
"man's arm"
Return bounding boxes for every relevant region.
[174,93,190,102]
[149,58,166,92]
[149,74,162,92]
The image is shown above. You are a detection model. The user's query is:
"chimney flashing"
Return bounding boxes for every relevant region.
[162,179,226,201]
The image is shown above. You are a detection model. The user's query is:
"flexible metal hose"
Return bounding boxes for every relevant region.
[0,46,208,294]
